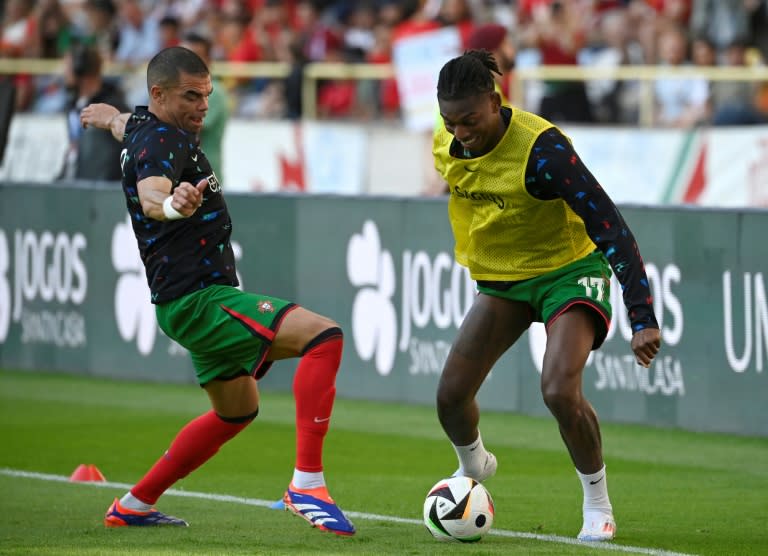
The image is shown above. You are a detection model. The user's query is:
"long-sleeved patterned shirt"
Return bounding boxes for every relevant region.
[524,126,658,331]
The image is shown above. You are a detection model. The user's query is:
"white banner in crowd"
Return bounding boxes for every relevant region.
[0,115,67,182]
[699,128,768,207]
[391,27,462,133]
[222,120,368,194]
[566,128,683,204]
[1,114,767,208]
[571,126,768,207]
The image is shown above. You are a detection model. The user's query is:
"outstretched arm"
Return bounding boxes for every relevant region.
[525,128,661,367]
[80,103,130,142]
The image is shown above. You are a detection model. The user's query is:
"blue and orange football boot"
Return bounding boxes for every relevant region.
[104,498,189,527]
[282,484,355,536]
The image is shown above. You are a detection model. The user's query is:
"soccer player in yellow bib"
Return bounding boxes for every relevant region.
[433,49,661,542]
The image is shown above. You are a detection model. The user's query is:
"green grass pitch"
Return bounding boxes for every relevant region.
[1,369,766,555]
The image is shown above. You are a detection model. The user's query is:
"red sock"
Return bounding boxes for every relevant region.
[132,410,251,505]
[293,333,343,473]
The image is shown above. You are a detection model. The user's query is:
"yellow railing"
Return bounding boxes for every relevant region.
[1,58,765,125]
[0,58,293,78]
[299,62,767,125]
[513,65,768,126]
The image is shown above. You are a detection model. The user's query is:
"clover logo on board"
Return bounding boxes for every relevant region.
[0,230,10,342]
[112,215,156,355]
[347,221,398,376]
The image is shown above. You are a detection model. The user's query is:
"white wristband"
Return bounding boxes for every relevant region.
[162,196,184,220]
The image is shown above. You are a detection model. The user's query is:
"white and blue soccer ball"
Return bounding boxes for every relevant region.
[422,476,495,542]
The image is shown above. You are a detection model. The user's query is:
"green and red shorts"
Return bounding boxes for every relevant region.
[156,284,296,385]
[476,250,613,349]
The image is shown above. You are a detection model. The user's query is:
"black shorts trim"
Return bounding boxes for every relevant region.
[301,327,343,355]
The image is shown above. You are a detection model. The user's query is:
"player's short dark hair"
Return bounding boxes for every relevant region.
[147,46,209,91]
[437,49,501,102]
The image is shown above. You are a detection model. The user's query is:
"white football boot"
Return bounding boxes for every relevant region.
[453,451,497,483]
[578,510,616,541]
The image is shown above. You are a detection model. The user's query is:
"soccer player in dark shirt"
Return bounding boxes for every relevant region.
[432,50,661,542]
[80,46,355,535]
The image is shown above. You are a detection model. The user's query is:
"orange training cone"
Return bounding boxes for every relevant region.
[69,464,106,482]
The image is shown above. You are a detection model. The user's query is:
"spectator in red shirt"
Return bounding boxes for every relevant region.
[391,0,441,43]
[158,15,181,49]
[436,0,475,48]
[519,0,595,122]
[1,0,37,110]
[646,0,692,26]
[316,29,357,118]
[367,21,400,117]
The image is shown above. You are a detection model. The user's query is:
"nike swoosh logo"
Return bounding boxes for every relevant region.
[313,416,330,423]
[191,154,198,162]
[589,476,605,485]
[465,165,479,172]
[469,445,478,451]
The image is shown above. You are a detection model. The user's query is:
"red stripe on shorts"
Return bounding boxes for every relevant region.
[547,300,610,332]
[220,304,276,342]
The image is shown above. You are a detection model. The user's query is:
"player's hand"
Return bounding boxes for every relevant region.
[169,179,209,217]
[80,103,120,130]
[631,327,661,368]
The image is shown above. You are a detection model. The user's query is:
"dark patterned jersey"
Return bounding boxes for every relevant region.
[524,125,658,332]
[120,106,238,304]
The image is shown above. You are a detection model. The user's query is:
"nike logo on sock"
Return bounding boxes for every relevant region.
[313,416,330,423]
[590,475,605,485]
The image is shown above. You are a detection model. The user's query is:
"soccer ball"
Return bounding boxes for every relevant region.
[422,476,494,542]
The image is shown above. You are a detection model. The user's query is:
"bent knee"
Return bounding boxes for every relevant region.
[436,382,472,411]
[542,388,577,411]
[271,308,342,359]
[216,407,259,424]
[541,375,581,410]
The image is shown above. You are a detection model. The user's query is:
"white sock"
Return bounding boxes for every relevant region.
[576,465,612,513]
[292,469,325,490]
[453,432,489,476]
[119,492,152,512]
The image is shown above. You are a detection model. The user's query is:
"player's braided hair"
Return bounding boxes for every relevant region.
[147,46,209,91]
[437,49,501,101]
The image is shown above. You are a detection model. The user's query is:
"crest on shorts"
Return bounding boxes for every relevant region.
[257,300,275,313]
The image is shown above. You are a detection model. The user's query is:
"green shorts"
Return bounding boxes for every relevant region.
[155,284,296,385]
[476,250,613,349]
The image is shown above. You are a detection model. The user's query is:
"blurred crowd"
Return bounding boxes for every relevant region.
[2,0,768,127]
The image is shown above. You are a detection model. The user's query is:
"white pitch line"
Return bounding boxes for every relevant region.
[0,468,695,556]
